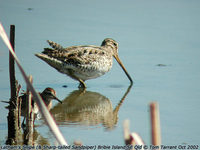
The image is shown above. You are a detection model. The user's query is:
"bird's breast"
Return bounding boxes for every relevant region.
[65,56,113,81]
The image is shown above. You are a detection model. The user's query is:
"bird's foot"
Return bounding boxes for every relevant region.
[78,81,86,89]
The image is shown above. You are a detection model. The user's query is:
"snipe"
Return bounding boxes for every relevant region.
[35,38,133,88]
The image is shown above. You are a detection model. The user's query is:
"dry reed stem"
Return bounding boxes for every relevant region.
[150,102,161,149]
[0,23,68,145]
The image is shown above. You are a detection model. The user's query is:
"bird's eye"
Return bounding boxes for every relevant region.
[113,43,117,47]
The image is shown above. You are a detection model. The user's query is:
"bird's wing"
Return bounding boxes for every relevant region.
[42,46,107,65]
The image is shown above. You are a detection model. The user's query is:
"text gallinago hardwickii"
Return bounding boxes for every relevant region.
[35,38,133,88]
[20,87,62,123]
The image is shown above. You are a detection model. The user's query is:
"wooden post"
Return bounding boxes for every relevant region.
[24,76,34,145]
[6,25,20,145]
[150,102,161,149]
[9,25,16,101]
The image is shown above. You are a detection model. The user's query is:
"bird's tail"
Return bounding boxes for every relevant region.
[47,40,64,51]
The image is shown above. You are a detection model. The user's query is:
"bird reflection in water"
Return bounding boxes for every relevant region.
[50,85,132,130]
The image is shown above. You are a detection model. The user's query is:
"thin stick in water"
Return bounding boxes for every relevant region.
[150,102,161,148]
[24,76,34,145]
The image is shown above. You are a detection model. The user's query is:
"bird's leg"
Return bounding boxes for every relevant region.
[78,80,86,89]
[68,69,87,89]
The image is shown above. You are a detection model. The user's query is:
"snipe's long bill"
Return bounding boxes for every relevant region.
[35,38,133,88]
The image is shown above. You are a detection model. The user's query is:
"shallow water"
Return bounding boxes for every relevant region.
[1,0,200,146]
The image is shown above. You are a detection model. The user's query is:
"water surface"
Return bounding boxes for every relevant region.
[0,0,200,145]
